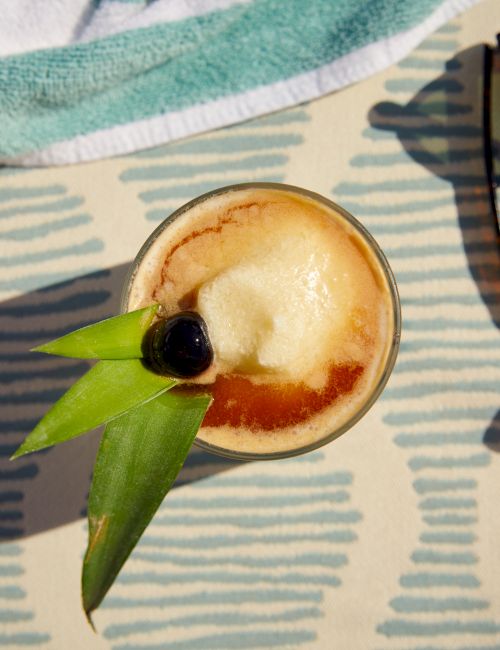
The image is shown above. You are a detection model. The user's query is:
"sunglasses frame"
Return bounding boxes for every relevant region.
[483,34,500,238]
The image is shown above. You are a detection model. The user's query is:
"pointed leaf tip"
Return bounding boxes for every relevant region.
[81,390,211,615]
[10,438,35,460]
[12,360,177,457]
[83,606,96,632]
[31,304,160,360]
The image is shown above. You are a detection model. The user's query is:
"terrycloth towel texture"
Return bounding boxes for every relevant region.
[0,5,499,647]
[0,0,480,166]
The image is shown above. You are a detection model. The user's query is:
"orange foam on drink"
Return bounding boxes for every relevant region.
[126,186,398,456]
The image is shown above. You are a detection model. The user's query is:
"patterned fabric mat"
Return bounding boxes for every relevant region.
[0,2,499,648]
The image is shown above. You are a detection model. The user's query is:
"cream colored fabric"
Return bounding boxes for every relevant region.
[0,2,499,648]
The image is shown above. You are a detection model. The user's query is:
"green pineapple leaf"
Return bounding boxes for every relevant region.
[11,359,177,459]
[82,390,212,620]
[31,304,159,359]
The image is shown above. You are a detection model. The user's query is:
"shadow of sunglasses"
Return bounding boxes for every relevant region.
[484,33,500,239]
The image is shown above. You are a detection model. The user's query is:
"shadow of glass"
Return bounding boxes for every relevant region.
[0,265,241,540]
[369,44,500,327]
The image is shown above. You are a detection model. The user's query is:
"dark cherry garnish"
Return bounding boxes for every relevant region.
[149,311,213,379]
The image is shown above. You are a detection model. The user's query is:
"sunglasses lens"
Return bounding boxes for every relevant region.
[491,42,500,228]
[485,36,500,235]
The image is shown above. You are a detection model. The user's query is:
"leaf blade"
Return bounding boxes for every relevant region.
[32,304,159,359]
[11,359,176,458]
[82,390,211,618]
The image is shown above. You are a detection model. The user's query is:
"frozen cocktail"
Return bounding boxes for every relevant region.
[122,183,401,459]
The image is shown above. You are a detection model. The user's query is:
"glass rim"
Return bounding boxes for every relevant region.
[121,182,402,461]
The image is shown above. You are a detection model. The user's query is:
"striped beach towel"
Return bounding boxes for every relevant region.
[0,0,481,166]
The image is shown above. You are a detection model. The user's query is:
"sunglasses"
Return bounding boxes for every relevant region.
[484,34,500,239]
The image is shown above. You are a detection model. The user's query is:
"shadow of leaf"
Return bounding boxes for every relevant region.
[0,265,241,540]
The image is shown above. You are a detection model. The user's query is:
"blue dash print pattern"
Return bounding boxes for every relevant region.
[333,20,500,649]
[99,456,362,649]
[120,108,309,221]
[0,178,111,647]
[0,543,50,647]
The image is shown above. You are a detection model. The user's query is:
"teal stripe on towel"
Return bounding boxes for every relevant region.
[0,0,444,157]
